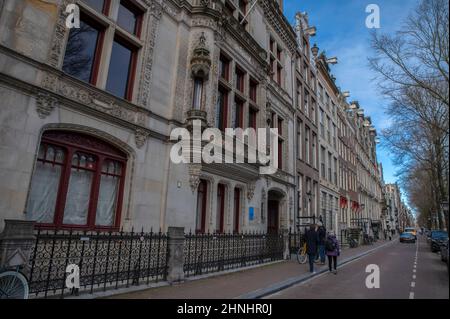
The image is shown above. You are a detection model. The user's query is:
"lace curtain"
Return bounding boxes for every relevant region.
[96,174,119,226]
[26,162,61,223]
[63,168,93,225]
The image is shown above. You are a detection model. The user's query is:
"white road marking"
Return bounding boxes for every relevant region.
[411,282,415,288]
[412,275,416,279]
[413,269,416,273]
[409,292,414,299]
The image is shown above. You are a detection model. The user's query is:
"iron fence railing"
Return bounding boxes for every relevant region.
[183,231,284,277]
[288,229,305,255]
[28,228,168,298]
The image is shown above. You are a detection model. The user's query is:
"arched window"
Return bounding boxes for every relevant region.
[26,131,127,230]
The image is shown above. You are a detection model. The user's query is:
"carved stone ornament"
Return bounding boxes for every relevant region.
[135,128,149,149]
[188,164,203,193]
[247,182,256,200]
[36,93,57,119]
[191,32,212,80]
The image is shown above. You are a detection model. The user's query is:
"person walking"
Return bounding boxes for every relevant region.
[305,224,319,273]
[317,222,327,265]
[325,231,340,274]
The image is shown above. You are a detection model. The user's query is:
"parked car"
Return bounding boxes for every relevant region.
[400,232,416,243]
[404,227,417,238]
[430,230,448,252]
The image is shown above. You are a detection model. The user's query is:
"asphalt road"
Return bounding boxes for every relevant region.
[266,235,449,299]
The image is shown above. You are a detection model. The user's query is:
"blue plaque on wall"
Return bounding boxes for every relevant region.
[249,207,254,221]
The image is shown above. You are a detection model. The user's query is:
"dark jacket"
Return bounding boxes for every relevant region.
[325,235,340,256]
[318,226,327,245]
[305,228,319,255]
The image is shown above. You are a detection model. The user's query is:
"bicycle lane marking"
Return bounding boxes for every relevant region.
[409,238,419,299]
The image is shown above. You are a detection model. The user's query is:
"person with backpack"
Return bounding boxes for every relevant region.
[317,222,327,265]
[325,231,340,274]
[305,224,319,273]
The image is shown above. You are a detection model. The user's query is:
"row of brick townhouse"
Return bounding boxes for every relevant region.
[0,0,387,242]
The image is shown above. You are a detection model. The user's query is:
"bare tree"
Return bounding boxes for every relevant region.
[370,0,449,229]
[369,0,449,107]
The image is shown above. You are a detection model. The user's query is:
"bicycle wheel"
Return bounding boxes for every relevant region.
[0,271,29,299]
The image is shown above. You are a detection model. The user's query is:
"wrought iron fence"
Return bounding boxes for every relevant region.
[288,229,305,255]
[183,231,284,277]
[28,228,168,298]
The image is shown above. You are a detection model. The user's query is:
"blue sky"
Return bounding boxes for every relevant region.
[283,0,419,203]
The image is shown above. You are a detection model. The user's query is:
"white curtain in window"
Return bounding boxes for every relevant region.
[95,175,119,226]
[26,162,61,223]
[63,168,92,225]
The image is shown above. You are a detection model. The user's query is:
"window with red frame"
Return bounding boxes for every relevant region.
[105,36,138,100]
[248,107,258,129]
[216,184,226,233]
[235,67,245,92]
[196,179,207,233]
[25,131,126,230]
[277,65,282,86]
[219,54,230,81]
[117,0,143,36]
[277,117,283,136]
[233,97,244,129]
[234,188,241,233]
[216,86,228,131]
[62,13,105,85]
[278,139,283,170]
[63,1,142,102]
[82,0,110,14]
[249,79,258,103]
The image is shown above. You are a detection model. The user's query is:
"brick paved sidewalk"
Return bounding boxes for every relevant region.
[102,238,397,299]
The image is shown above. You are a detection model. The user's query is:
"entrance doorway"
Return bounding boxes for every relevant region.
[267,200,279,234]
[267,189,285,234]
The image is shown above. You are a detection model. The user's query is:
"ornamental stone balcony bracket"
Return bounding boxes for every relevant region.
[135,128,150,149]
[36,93,58,119]
[189,163,203,193]
[185,109,208,131]
[190,32,212,80]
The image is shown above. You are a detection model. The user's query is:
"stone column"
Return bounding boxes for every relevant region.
[0,220,36,275]
[166,227,185,283]
[282,228,290,260]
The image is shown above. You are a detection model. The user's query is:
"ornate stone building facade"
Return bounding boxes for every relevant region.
[314,49,341,233]
[293,12,320,227]
[336,97,359,239]
[385,183,402,235]
[0,0,300,234]
[0,0,387,239]
[349,102,384,237]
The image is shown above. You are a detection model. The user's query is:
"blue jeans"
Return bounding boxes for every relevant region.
[318,245,326,263]
[308,253,316,272]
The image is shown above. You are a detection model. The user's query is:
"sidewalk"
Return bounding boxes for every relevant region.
[101,238,397,299]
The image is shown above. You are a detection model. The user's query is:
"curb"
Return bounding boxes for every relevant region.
[236,239,397,299]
